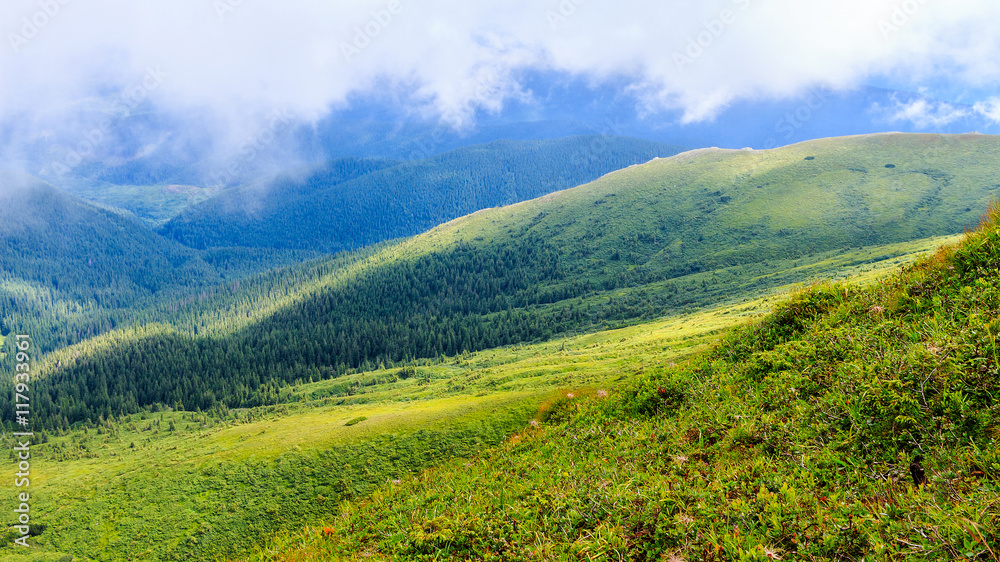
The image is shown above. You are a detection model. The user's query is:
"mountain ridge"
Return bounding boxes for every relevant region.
[159,136,689,252]
[15,133,1000,431]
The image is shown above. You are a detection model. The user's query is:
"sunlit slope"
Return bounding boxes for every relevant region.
[161,136,687,252]
[268,202,1000,562]
[410,133,998,276]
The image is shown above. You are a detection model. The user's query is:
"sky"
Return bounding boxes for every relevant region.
[2,0,1000,163]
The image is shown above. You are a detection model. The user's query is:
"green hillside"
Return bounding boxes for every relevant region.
[13,134,1000,431]
[0,242,952,560]
[160,136,688,252]
[0,172,219,353]
[266,202,1000,561]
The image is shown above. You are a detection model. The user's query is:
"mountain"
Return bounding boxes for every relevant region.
[159,136,688,252]
[275,198,1000,562]
[19,133,1000,429]
[0,172,315,354]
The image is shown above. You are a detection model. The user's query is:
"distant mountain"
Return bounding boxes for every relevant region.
[0,172,218,298]
[160,136,688,252]
[27,133,1000,427]
[0,172,314,352]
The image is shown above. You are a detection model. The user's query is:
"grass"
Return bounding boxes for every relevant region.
[0,233,957,561]
[0,392,540,560]
[0,297,757,561]
[259,205,1000,561]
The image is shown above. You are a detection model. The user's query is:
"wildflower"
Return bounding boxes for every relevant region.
[596,389,608,398]
[566,392,575,399]
[529,420,540,428]
[673,455,688,466]
[869,305,885,315]
[322,526,336,538]
[761,546,782,560]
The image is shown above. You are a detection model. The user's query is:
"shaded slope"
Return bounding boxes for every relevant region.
[160,136,688,252]
[0,172,223,350]
[0,172,315,354]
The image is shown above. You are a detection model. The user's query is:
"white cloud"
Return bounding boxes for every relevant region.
[1,0,1000,151]
[878,94,1000,129]
[879,97,970,128]
[973,98,1000,123]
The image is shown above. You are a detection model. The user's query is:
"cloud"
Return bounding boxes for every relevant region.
[973,98,1000,123]
[875,93,1000,129]
[2,0,1000,157]
[878,97,971,128]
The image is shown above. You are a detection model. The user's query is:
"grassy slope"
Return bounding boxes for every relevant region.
[15,134,996,445]
[5,132,998,558]
[266,207,1000,561]
[0,293,750,561]
[410,133,997,266]
[0,234,958,561]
